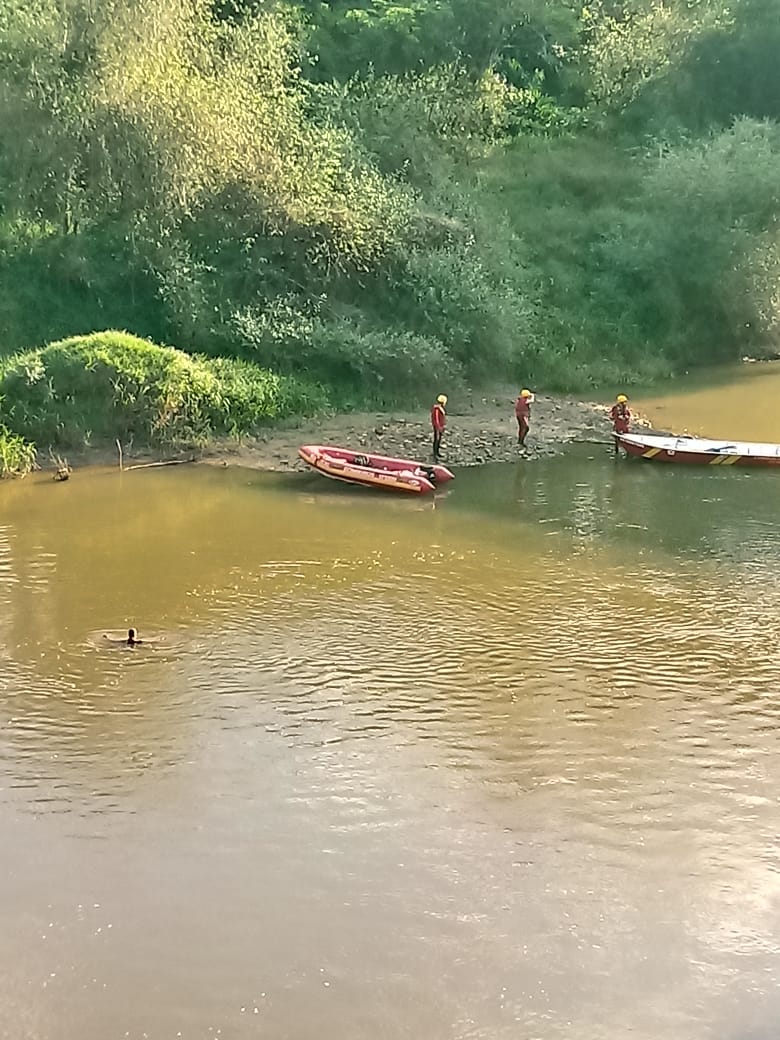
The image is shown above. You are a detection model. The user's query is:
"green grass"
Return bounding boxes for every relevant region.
[0,424,37,478]
[0,331,331,451]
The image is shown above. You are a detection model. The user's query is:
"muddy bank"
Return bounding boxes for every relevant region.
[26,391,650,477]
[203,391,649,472]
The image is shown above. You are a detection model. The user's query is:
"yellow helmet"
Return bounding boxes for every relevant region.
[616,394,628,403]
[437,394,447,405]
[520,388,532,398]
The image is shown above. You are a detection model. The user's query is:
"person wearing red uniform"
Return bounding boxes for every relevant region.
[515,389,534,446]
[610,394,631,455]
[431,394,447,459]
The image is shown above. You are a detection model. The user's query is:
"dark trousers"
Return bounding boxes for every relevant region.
[517,418,529,444]
[433,430,443,458]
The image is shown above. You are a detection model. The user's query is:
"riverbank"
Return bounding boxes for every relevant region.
[0,331,656,479]
[8,380,653,478]
[201,391,650,472]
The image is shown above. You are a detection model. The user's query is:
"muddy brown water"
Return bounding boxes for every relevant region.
[2,374,780,1040]
[634,359,780,442]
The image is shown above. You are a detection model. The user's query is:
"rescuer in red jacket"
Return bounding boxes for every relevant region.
[431,394,447,459]
[515,389,534,446]
[610,394,631,454]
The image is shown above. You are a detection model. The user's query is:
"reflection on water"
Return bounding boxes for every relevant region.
[1,453,780,1040]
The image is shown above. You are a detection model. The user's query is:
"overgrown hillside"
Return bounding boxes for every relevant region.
[1,0,779,462]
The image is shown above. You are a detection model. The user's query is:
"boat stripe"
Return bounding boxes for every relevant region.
[642,447,662,458]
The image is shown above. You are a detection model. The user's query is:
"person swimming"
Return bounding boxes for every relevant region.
[103,627,143,647]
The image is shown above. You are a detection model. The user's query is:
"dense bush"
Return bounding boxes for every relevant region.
[1,0,780,408]
[0,424,36,477]
[476,121,780,388]
[231,302,458,401]
[585,0,780,132]
[0,332,328,449]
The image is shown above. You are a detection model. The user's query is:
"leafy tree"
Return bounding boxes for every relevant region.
[670,0,780,128]
[583,0,728,114]
[2,0,780,404]
[306,0,580,93]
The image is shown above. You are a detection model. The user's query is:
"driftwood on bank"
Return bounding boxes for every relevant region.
[49,449,71,481]
[122,457,197,472]
[115,439,196,471]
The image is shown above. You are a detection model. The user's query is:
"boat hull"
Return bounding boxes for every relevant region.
[298,445,454,494]
[617,433,780,468]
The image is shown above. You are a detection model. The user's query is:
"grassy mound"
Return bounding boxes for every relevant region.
[0,331,328,450]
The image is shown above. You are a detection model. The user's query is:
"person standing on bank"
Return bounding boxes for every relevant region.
[610,394,631,455]
[515,389,534,447]
[431,394,447,460]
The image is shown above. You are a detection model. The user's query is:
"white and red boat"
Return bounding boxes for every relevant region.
[617,432,780,468]
[298,445,454,494]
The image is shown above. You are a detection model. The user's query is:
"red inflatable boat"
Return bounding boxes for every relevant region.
[298,445,454,494]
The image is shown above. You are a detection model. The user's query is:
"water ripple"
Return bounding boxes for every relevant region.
[1,462,780,1040]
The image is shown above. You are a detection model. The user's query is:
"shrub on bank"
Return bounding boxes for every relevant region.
[0,424,37,478]
[0,331,328,450]
[231,304,460,402]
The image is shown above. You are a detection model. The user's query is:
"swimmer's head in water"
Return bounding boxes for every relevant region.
[127,627,137,644]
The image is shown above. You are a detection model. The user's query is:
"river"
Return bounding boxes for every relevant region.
[2,375,780,1040]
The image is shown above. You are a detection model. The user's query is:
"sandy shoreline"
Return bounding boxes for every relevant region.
[40,390,650,474]
[201,391,648,472]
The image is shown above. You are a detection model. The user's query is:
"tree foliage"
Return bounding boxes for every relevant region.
[0,0,779,417]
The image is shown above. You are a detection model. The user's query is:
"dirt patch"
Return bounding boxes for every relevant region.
[35,389,651,475]
[201,390,651,472]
